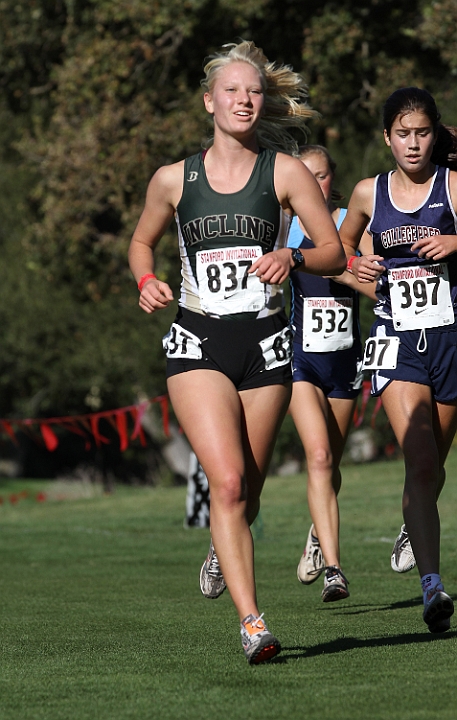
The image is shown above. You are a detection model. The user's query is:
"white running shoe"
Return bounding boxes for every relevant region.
[240,613,281,665]
[322,566,350,603]
[199,541,226,599]
[423,585,454,633]
[297,524,325,585]
[391,525,416,573]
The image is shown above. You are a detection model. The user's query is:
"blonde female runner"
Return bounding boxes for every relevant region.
[129,41,345,663]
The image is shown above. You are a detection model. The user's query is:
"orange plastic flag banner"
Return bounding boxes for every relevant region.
[0,394,172,451]
[78,418,92,433]
[40,424,59,452]
[130,402,148,440]
[60,421,93,451]
[115,411,129,452]
[1,420,18,445]
[61,421,89,438]
[90,415,110,448]
[104,415,118,432]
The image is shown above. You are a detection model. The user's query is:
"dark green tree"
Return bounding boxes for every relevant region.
[1,0,457,422]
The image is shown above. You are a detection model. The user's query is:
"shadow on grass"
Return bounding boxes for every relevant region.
[323,593,457,616]
[328,595,423,615]
[270,630,457,663]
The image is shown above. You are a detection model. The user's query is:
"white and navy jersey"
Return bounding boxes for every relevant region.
[288,210,361,351]
[175,148,291,320]
[369,166,457,321]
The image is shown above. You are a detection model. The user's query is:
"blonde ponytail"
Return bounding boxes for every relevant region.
[201,41,317,154]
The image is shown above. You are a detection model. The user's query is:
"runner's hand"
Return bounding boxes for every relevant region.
[249,248,294,284]
[139,278,174,313]
[351,254,384,282]
[411,235,457,261]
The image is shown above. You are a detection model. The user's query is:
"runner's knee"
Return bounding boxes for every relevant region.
[307,446,333,475]
[211,470,247,509]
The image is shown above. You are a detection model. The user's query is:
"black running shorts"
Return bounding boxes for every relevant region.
[164,307,293,391]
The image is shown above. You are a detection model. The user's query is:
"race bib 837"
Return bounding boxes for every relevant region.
[196,245,266,315]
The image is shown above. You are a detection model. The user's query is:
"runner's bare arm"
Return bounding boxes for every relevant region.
[250,154,346,283]
[326,229,377,300]
[339,179,384,283]
[128,163,183,313]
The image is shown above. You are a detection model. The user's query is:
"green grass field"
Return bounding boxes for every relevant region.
[1,452,457,720]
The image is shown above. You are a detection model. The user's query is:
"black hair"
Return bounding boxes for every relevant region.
[383,87,440,135]
[383,87,457,170]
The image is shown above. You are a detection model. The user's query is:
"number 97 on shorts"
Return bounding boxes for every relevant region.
[362,335,400,370]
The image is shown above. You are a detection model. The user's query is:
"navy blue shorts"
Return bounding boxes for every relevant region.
[370,318,457,403]
[292,342,363,399]
[164,307,293,391]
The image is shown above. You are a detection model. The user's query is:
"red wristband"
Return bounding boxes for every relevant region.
[346,255,357,274]
[138,273,157,291]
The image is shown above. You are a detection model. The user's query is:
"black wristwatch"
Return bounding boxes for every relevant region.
[290,247,304,270]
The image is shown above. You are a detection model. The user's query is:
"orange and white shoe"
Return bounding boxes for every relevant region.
[240,613,281,665]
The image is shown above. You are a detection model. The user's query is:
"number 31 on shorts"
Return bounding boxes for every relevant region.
[362,335,400,370]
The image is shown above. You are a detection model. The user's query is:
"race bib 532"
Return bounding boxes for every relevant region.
[302,296,353,352]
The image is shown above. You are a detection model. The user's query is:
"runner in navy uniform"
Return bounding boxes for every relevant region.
[288,146,376,603]
[129,41,345,664]
[340,87,457,633]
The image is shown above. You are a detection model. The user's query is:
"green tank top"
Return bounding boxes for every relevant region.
[175,148,291,319]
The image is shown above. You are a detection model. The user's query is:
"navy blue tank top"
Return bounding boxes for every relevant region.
[369,166,457,320]
[288,210,360,350]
